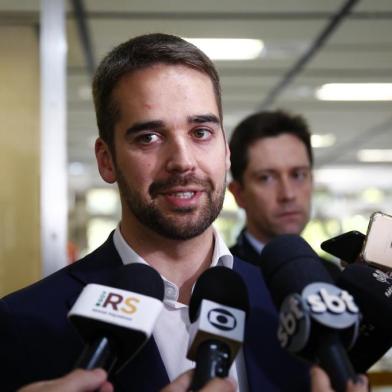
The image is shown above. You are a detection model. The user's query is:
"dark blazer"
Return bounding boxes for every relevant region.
[0,232,309,391]
[230,229,342,281]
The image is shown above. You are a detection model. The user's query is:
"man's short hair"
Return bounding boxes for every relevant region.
[229,110,313,183]
[92,33,222,153]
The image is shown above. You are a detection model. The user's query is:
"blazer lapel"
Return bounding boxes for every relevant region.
[233,259,280,392]
[65,232,124,309]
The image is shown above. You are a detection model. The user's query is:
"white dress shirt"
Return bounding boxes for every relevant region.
[113,226,248,391]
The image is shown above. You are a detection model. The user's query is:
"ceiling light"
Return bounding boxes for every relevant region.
[357,149,392,162]
[316,83,392,101]
[184,38,263,60]
[311,134,336,148]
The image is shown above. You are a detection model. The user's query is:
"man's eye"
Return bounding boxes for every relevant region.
[193,128,212,140]
[293,170,309,181]
[258,174,274,183]
[136,133,160,144]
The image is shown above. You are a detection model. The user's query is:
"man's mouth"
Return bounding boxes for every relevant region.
[167,191,196,199]
[158,189,203,209]
[277,210,301,218]
[149,175,211,199]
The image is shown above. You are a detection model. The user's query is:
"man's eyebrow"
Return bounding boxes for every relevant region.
[188,114,220,125]
[124,114,220,136]
[125,120,165,135]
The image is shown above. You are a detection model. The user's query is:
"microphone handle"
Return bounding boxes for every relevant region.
[317,330,358,392]
[190,339,231,391]
[74,336,117,371]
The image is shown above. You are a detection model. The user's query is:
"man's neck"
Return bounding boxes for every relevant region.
[119,220,215,304]
[245,223,270,245]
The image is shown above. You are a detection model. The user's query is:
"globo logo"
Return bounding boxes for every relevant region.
[207,308,237,331]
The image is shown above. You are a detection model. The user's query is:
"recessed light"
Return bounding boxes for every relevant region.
[357,149,392,162]
[316,83,392,101]
[311,134,336,148]
[184,38,264,60]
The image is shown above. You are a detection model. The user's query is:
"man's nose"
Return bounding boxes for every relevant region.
[165,137,196,174]
[278,177,295,201]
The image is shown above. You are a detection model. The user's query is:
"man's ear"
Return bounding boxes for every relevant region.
[228,180,246,209]
[225,139,231,171]
[95,138,116,184]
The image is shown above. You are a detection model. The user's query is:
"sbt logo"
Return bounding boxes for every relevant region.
[207,308,237,331]
[96,291,140,315]
[302,282,359,330]
[278,294,309,352]
[305,286,358,314]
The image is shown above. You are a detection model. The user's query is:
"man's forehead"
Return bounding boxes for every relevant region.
[247,137,310,167]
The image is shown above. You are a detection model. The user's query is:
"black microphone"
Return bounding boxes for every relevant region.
[260,234,360,392]
[338,262,392,371]
[187,266,249,390]
[68,263,164,374]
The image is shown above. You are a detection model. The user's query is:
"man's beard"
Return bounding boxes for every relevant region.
[116,169,226,240]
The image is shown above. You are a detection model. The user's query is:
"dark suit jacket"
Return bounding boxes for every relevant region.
[230,229,342,281]
[0,232,309,391]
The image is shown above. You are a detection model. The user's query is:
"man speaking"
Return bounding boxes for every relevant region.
[0,33,308,391]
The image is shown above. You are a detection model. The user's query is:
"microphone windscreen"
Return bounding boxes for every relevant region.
[338,262,392,371]
[108,263,164,301]
[338,263,392,326]
[260,234,334,306]
[69,263,165,372]
[189,266,249,323]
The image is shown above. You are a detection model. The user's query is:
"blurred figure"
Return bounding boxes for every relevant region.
[67,240,80,264]
[228,110,340,278]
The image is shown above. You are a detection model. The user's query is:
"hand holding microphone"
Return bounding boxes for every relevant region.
[68,263,164,374]
[310,367,368,392]
[17,369,113,392]
[18,368,237,392]
[260,234,361,392]
[187,266,249,390]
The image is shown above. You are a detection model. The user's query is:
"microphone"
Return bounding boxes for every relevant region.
[68,263,164,374]
[187,266,249,390]
[260,234,360,392]
[338,262,392,371]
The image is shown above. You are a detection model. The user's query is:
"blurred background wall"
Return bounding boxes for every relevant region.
[0,24,41,294]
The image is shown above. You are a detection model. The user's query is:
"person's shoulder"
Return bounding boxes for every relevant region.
[233,255,261,274]
[1,259,82,312]
[2,232,118,307]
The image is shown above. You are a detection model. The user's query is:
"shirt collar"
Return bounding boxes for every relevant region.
[244,230,265,254]
[113,225,233,305]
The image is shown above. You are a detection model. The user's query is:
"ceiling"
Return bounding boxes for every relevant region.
[1,0,392,192]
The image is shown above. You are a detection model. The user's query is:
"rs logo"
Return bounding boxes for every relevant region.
[96,291,140,315]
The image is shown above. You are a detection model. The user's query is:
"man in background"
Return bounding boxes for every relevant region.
[228,110,340,278]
